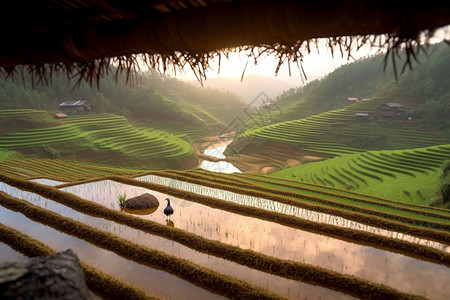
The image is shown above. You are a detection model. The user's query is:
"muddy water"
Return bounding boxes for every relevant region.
[138,174,449,252]
[0,182,354,300]
[56,180,450,299]
[0,206,225,300]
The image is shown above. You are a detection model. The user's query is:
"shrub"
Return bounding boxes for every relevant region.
[441,183,450,203]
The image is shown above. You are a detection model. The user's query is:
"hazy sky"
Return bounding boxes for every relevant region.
[170,25,449,85]
[170,38,376,85]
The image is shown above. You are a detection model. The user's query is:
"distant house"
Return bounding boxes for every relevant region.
[347,97,358,102]
[58,100,91,113]
[377,102,404,118]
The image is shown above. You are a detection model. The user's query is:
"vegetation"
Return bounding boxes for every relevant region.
[0,112,197,169]
[227,97,449,158]
[432,160,450,208]
[228,42,450,159]
[0,71,244,131]
[270,145,450,205]
[117,192,127,209]
[274,42,450,121]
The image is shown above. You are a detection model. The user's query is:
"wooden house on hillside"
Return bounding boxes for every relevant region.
[59,101,91,114]
[377,102,405,118]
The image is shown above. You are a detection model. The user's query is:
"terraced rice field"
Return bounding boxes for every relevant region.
[238,98,447,157]
[0,109,47,116]
[0,112,193,160]
[271,144,450,205]
[0,159,449,299]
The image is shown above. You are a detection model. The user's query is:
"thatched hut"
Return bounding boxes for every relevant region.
[1,1,449,84]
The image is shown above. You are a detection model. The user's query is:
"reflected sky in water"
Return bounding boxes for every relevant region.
[0,182,353,300]
[199,140,242,173]
[139,174,449,252]
[0,242,27,262]
[52,180,450,299]
[0,206,225,300]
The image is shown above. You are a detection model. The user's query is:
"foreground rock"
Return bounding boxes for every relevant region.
[124,193,159,209]
[0,249,89,299]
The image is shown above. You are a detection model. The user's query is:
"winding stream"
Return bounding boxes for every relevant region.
[199,138,241,173]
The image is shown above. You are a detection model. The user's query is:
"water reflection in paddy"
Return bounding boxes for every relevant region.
[138,174,449,252]
[0,206,225,300]
[0,242,27,262]
[57,180,450,299]
[0,182,352,300]
[30,178,67,186]
[199,140,242,173]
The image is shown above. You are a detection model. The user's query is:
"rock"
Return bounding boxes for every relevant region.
[0,249,90,299]
[124,193,159,209]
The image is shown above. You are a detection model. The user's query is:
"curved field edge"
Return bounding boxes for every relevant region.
[0,113,197,169]
[143,170,450,243]
[0,223,158,300]
[2,173,446,267]
[0,191,283,300]
[235,172,450,215]
[234,98,448,158]
[269,145,450,205]
[0,188,427,299]
[173,169,450,223]
[0,158,146,181]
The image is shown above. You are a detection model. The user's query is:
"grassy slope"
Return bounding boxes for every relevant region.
[270,145,450,205]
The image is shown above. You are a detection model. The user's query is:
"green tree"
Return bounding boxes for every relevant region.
[422,99,444,126]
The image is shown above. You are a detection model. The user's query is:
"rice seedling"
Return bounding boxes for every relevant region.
[117,192,126,209]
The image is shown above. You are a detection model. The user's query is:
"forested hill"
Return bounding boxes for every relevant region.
[276,42,450,128]
[0,70,245,133]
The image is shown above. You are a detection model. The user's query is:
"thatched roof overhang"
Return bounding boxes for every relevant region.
[1,0,449,83]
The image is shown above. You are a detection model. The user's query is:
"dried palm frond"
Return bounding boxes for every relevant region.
[0,30,446,88]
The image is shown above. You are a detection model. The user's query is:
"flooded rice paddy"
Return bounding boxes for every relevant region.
[0,182,353,300]
[0,205,223,300]
[0,242,27,262]
[1,175,449,299]
[30,178,67,186]
[138,174,449,252]
[28,180,449,299]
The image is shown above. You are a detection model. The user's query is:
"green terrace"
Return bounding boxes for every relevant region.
[0,109,47,116]
[270,144,450,205]
[0,113,193,160]
[0,158,144,181]
[237,98,448,157]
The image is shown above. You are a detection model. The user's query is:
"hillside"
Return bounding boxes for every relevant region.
[0,71,246,136]
[0,111,197,169]
[265,42,450,127]
[226,97,450,158]
[226,42,450,159]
